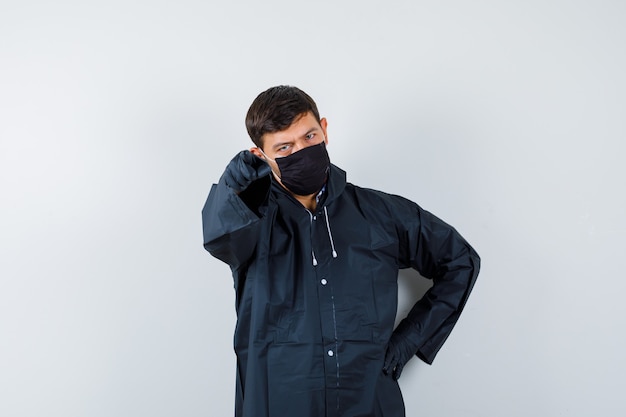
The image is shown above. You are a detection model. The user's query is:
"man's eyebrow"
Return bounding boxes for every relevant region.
[301,127,319,137]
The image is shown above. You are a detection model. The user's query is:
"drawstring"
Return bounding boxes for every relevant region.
[308,211,318,266]
[324,206,338,258]
[308,207,338,266]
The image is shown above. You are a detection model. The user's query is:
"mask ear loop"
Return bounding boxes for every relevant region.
[258,148,274,162]
[259,149,282,180]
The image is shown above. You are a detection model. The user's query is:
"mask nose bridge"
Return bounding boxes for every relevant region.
[294,135,325,153]
[292,141,305,153]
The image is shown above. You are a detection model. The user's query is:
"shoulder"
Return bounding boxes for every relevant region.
[329,164,424,216]
[337,182,425,228]
[347,182,420,209]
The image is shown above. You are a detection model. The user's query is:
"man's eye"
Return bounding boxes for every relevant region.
[278,145,289,152]
[306,133,315,140]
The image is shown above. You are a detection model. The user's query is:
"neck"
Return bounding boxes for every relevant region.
[294,194,318,211]
[273,171,319,211]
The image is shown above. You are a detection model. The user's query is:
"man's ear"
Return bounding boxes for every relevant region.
[250,147,264,159]
[320,117,329,144]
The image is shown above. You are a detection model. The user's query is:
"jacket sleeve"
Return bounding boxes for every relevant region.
[201,174,271,270]
[392,197,480,365]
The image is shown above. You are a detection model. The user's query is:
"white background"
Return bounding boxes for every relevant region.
[1,1,625,416]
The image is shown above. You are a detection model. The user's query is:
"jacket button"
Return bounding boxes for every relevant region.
[321,279,327,285]
[327,350,334,357]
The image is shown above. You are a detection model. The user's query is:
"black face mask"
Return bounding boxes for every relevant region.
[273,142,330,196]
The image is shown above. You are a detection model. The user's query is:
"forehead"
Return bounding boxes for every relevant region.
[262,112,320,147]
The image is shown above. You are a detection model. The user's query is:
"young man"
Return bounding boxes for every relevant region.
[202,86,480,417]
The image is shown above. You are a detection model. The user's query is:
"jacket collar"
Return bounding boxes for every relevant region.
[323,164,347,206]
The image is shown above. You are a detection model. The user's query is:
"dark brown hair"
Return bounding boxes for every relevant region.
[245,85,321,148]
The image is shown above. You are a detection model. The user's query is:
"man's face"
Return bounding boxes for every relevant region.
[250,112,328,178]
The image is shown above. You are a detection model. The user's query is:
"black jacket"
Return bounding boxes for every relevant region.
[202,164,480,417]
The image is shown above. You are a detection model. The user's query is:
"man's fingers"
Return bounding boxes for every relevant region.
[241,149,263,165]
[238,150,270,180]
[392,363,403,381]
[383,349,396,375]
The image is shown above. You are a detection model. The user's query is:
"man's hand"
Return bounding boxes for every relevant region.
[220,150,271,193]
[383,320,420,380]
